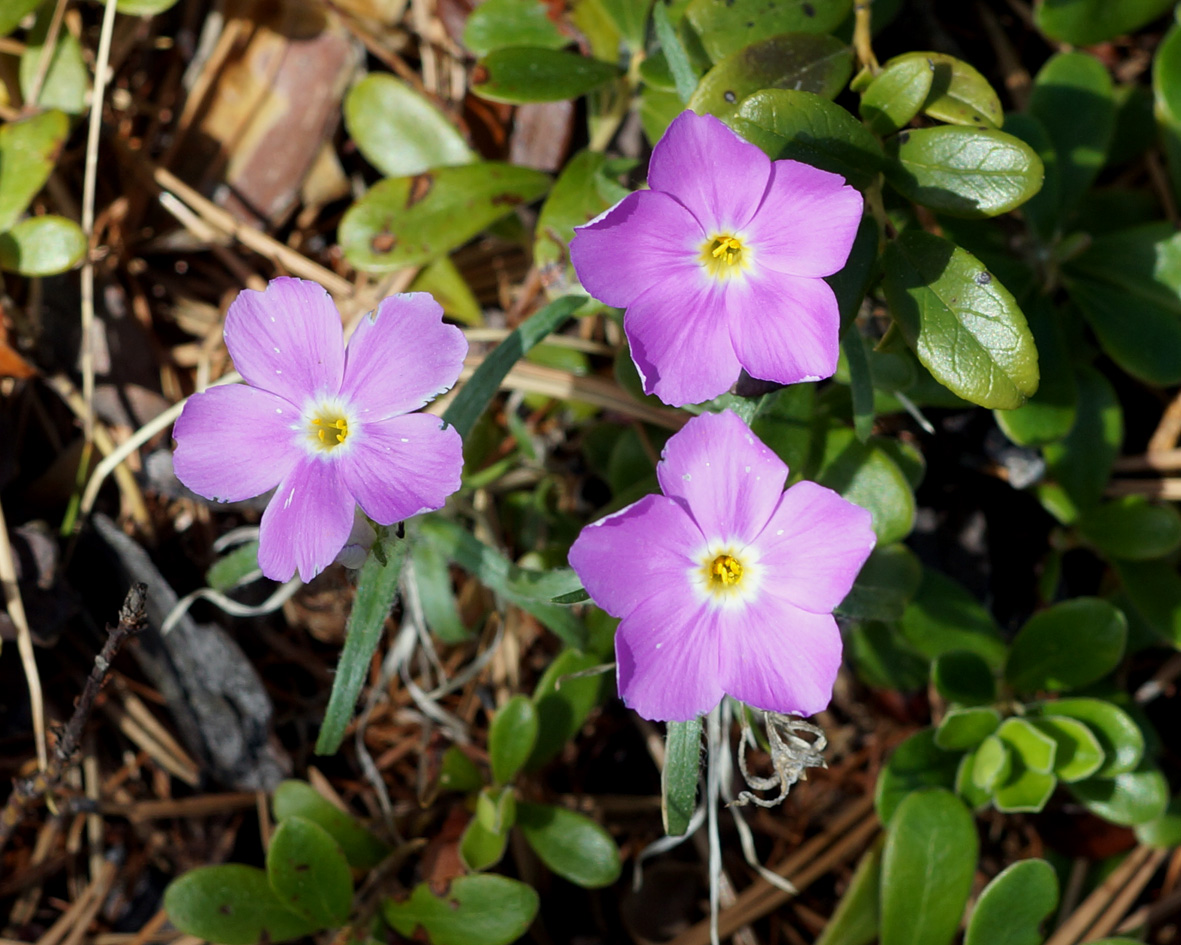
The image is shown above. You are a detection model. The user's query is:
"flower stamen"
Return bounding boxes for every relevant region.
[710,553,743,585]
[307,408,351,452]
[700,233,748,280]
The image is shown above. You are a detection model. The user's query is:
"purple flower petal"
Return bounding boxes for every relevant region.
[721,601,842,716]
[756,480,876,614]
[568,494,704,618]
[224,277,345,406]
[727,271,841,384]
[657,410,787,543]
[341,293,468,422]
[745,161,863,277]
[647,111,771,235]
[259,455,355,582]
[570,191,704,308]
[616,594,725,721]
[172,383,299,502]
[626,279,741,406]
[339,413,463,525]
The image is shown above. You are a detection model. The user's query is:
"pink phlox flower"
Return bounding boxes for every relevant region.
[568,410,876,722]
[173,277,467,583]
[570,110,863,407]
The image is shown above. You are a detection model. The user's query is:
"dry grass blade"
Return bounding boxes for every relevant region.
[0,496,46,769]
[1046,844,1163,945]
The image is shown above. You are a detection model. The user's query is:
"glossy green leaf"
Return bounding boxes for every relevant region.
[205,541,261,591]
[993,763,1057,813]
[0,215,87,276]
[461,788,516,871]
[1005,598,1127,693]
[20,12,88,115]
[528,648,607,770]
[0,110,69,233]
[340,163,550,272]
[1079,496,1181,561]
[1035,0,1173,46]
[272,781,390,871]
[971,734,1011,791]
[955,747,993,810]
[1154,25,1181,202]
[860,55,934,135]
[816,426,915,544]
[652,0,698,102]
[733,89,883,189]
[686,0,852,61]
[663,718,702,835]
[344,75,473,178]
[880,789,977,945]
[462,0,567,55]
[164,865,318,944]
[1117,558,1181,647]
[472,47,619,103]
[848,621,929,691]
[837,543,922,622]
[882,230,1039,409]
[315,531,407,756]
[994,298,1077,447]
[931,650,997,706]
[1064,224,1181,386]
[935,706,1000,751]
[438,746,485,794]
[843,327,875,441]
[1003,112,1060,241]
[383,875,539,945]
[1028,52,1114,214]
[964,858,1058,945]
[266,817,353,927]
[1134,793,1181,848]
[913,52,1003,128]
[409,533,469,643]
[517,802,622,888]
[814,841,882,945]
[689,33,852,119]
[1028,697,1143,777]
[442,294,583,439]
[884,126,1043,218]
[875,729,961,824]
[898,569,1007,669]
[1029,716,1105,782]
[997,717,1057,773]
[489,695,539,785]
[1038,365,1122,523]
[1069,761,1170,826]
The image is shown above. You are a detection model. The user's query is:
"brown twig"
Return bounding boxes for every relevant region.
[0,584,148,855]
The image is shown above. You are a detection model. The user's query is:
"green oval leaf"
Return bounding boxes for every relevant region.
[884,126,1044,218]
[472,47,620,103]
[0,215,87,276]
[20,11,88,115]
[935,706,1000,751]
[266,817,353,928]
[814,841,882,945]
[272,780,390,871]
[340,163,550,272]
[689,33,853,119]
[912,52,1003,128]
[462,0,568,56]
[1029,716,1105,782]
[816,426,915,544]
[0,110,69,233]
[517,801,622,888]
[1028,697,1144,777]
[965,858,1058,945]
[1115,558,1181,649]
[1134,794,1181,849]
[1079,496,1181,561]
[732,89,883,189]
[489,695,539,785]
[164,865,319,945]
[883,230,1039,409]
[994,298,1077,447]
[116,0,181,13]
[997,718,1058,773]
[931,650,997,706]
[1028,52,1114,214]
[993,765,1057,813]
[1069,761,1170,826]
[527,648,608,770]
[837,543,923,622]
[382,875,539,945]
[875,729,961,824]
[1005,598,1127,693]
[0,0,40,36]
[971,734,1011,791]
[860,55,934,135]
[1035,0,1173,46]
[685,0,852,61]
[848,621,929,691]
[898,569,1007,669]
[663,717,702,835]
[880,789,977,945]
[344,75,474,178]
[460,814,510,872]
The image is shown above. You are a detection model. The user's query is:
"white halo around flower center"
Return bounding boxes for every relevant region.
[299,394,360,458]
[691,539,762,609]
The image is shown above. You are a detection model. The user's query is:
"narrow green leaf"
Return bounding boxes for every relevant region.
[882,230,1039,409]
[409,535,470,643]
[843,330,875,442]
[518,801,622,888]
[1005,598,1127,694]
[653,0,698,103]
[205,542,262,591]
[663,718,702,835]
[880,789,977,945]
[315,532,408,755]
[462,0,568,56]
[860,55,935,135]
[964,858,1058,945]
[382,875,539,945]
[272,780,391,871]
[443,295,583,439]
[266,817,353,927]
[472,47,620,103]
[164,865,319,945]
[489,695,539,785]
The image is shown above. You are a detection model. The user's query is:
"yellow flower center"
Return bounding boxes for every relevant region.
[309,412,349,451]
[707,553,743,588]
[700,234,747,279]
